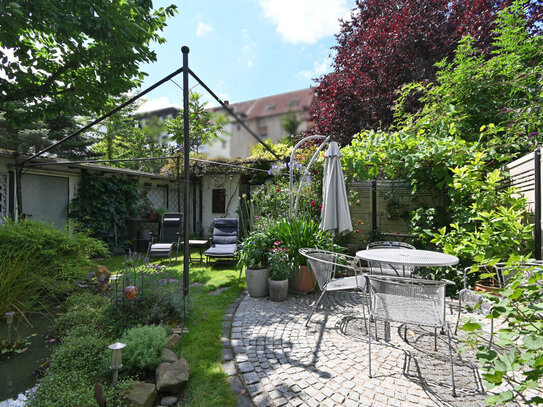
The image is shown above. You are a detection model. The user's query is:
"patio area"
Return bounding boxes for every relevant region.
[223,291,503,407]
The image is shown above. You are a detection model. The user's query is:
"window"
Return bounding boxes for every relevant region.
[265,103,276,110]
[221,140,227,149]
[288,100,299,107]
[212,189,226,213]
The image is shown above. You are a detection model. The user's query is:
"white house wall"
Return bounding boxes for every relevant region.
[201,173,240,238]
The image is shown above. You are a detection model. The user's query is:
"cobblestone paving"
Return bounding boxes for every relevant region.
[225,291,520,407]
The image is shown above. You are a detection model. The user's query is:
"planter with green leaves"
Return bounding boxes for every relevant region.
[267,244,292,302]
[268,217,333,293]
[237,231,274,297]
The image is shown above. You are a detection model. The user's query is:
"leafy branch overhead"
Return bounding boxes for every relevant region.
[0,0,177,156]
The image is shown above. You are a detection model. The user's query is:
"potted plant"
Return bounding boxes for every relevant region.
[269,217,333,293]
[237,231,274,297]
[267,242,292,302]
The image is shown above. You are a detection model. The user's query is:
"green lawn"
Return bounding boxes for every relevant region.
[98,253,245,407]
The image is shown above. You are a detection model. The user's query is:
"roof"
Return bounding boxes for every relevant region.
[0,149,173,180]
[212,88,314,121]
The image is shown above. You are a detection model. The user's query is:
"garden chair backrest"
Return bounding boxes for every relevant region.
[212,218,238,245]
[159,213,183,243]
[367,275,448,328]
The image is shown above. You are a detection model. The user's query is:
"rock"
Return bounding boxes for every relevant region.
[161,348,178,363]
[160,396,179,406]
[156,358,189,393]
[123,382,156,407]
[165,333,182,351]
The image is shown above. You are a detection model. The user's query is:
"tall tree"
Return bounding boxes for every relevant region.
[88,98,171,173]
[0,0,176,157]
[166,92,227,154]
[309,0,542,144]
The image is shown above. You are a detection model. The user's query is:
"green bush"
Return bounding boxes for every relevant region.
[119,325,168,375]
[104,268,190,329]
[29,291,126,407]
[70,173,140,249]
[53,291,111,337]
[0,220,108,315]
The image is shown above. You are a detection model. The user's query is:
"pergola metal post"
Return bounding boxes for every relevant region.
[182,46,190,298]
[535,148,541,260]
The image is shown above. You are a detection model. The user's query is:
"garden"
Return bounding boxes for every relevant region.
[1,1,542,406]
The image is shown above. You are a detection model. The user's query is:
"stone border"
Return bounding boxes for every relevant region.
[221,290,254,407]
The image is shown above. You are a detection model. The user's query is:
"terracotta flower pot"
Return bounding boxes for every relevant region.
[289,265,317,293]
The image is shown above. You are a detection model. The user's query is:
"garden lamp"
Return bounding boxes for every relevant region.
[108,342,126,385]
[5,311,15,343]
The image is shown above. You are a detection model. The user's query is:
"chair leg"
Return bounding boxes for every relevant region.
[306,289,327,327]
[489,317,494,350]
[455,295,463,335]
[368,316,373,378]
[446,322,457,397]
[434,327,437,351]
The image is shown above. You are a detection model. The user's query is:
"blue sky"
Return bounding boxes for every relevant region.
[137,0,356,112]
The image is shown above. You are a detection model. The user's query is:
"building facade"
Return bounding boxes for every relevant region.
[206,88,314,159]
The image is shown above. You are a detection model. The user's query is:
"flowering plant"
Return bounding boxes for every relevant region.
[267,241,292,281]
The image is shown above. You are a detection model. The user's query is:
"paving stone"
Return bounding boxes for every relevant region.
[228,291,487,407]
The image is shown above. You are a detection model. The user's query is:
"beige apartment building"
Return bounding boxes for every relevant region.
[206,88,314,159]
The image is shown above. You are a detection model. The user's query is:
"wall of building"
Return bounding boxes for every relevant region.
[201,173,241,238]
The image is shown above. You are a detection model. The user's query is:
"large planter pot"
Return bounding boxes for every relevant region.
[268,278,288,302]
[289,265,317,293]
[245,268,270,297]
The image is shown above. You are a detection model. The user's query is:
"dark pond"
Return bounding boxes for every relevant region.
[0,312,57,402]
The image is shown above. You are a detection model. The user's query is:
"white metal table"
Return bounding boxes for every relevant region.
[356,248,459,268]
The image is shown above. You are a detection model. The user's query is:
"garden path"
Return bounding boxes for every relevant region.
[223,291,513,407]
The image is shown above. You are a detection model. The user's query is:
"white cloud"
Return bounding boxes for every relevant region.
[258,0,351,44]
[297,55,333,80]
[136,97,181,113]
[238,29,257,69]
[196,22,213,37]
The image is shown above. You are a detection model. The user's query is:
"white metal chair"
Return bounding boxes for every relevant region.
[366,275,457,396]
[366,241,417,277]
[299,248,367,326]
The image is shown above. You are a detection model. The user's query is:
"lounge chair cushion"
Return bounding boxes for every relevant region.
[205,244,237,257]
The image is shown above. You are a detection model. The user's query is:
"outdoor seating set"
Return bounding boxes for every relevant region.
[145,214,239,267]
[300,242,461,395]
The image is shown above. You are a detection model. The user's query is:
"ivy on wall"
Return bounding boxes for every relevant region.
[70,172,139,250]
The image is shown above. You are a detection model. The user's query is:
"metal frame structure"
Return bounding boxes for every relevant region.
[288,135,330,218]
[11,45,282,307]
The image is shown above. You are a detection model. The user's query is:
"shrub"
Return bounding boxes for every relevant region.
[104,268,190,330]
[119,325,168,375]
[53,291,111,337]
[0,220,108,314]
[29,291,123,407]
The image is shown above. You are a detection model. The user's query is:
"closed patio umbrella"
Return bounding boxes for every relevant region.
[320,142,352,235]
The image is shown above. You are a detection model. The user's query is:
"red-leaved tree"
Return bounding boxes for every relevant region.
[309,0,542,144]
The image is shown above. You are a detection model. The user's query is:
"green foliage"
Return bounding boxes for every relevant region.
[0,0,176,157]
[119,325,168,375]
[248,139,293,160]
[281,111,302,136]
[340,3,539,273]
[88,97,170,174]
[29,290,129,407]
[237,231,275,269]
[104,267,190,329]
[267,217,334,267]
[53,291,110,337]
[166,91,226,153]
[70,173,140,249]
[432,152,534,265]
[460,258,543,405]
[0,220,108,314]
